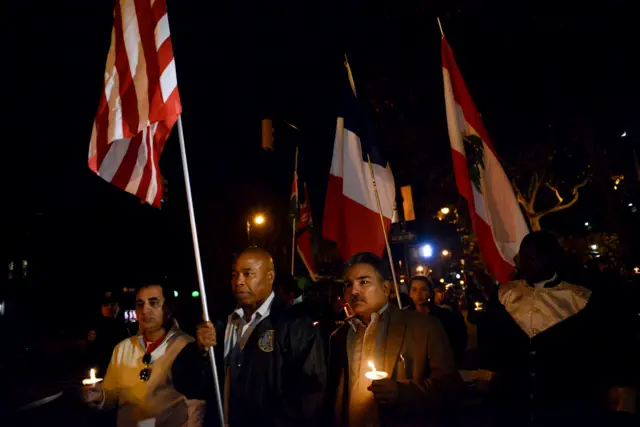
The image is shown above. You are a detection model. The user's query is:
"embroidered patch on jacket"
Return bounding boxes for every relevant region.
[258,330,275,352]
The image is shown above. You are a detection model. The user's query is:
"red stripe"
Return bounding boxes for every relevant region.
[134,0,161,122]
[323,174,390,260]
[92,91,111,171]
[114,3,140,139]
[110,134,143,190]
[151,0,166,24]
[451,147,473,202]
[297,231,316,277]
[441,38,497,157]
[451,149,514,283]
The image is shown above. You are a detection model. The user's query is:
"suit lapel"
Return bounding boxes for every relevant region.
[383,306,407,377]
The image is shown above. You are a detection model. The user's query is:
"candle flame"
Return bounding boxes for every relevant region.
[368,361,376,372]
[90,369,96,380]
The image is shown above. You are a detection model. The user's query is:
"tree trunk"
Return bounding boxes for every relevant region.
[528,215,542,231]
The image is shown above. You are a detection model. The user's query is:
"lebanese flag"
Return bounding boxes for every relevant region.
[442,36,529,283]
[323,83,396,260]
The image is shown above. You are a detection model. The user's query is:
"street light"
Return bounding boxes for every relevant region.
[441,249,450,257]
[416,266,425,273]
[440,207,450,215]
[421,244,433,258]
[247,213,267,244]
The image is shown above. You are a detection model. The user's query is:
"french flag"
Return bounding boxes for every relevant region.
[323,79,396,260]
[442,36,529,283]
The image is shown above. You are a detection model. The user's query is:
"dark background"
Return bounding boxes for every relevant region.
[2,0,639,336]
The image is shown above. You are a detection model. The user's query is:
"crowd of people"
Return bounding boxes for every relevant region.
[82,231,639,427]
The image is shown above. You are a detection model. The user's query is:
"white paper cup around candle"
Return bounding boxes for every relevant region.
[365,361,388,380]
[82,368,103,386]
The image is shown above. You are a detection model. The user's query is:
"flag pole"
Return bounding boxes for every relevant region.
[367,155,403,309]
[176,116,225,427]
[291,146,299,277]
[437,17,445,37]
[344,54,402,309]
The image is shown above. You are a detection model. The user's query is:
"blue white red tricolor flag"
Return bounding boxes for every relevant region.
[89,0,181,207]
[442,36,529,283]
[323,73,396,260]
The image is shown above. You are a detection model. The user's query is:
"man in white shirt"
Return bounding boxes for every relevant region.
[82,283,204,427]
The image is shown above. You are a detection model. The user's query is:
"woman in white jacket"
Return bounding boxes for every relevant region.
[83,283,205,427]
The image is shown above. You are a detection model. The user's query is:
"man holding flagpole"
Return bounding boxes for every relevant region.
[173,247,327,427]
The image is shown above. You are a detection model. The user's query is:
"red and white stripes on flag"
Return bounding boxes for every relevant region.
[441,36,529,283]
[89,0,181,207]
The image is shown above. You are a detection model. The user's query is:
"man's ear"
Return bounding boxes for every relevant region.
[268,269,276,285]
[383,280,391,298]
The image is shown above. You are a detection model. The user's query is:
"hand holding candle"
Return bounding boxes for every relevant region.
[82,368,103,386]
[365,361,388,380]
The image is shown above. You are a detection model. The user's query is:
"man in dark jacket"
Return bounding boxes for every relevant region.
[173,247,326,427]
[327,253,460,427]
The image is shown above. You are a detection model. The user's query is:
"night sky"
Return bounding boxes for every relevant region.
[3,0,639,330]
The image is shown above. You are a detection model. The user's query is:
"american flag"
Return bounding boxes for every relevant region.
[89,0,181,207]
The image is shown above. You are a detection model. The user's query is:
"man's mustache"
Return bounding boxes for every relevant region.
[350,294,364,303]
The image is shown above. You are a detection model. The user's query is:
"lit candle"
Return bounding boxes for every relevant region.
[365,361,388,380]
[82,368,103,386]
[474,302,484,311]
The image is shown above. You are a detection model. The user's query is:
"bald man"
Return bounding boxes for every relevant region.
[173,248,326,427]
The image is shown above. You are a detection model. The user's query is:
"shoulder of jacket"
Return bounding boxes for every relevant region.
[556,282,592,298]
[498,279,524,299]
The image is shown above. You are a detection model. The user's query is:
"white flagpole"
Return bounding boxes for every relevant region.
[176,116,225,427]
[367,155,403,310]
[344,55,403,309]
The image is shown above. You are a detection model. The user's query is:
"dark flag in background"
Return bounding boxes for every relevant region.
[291,161,318,280]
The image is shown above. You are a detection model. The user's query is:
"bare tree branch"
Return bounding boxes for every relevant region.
[545,182,564,205]
[512,178,534,215]
[538,176,590,217]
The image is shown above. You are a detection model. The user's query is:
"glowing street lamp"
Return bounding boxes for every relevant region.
[441,249,450,257]
[253,214,266,225]
[421,244,433,258]
[247,213,267,244]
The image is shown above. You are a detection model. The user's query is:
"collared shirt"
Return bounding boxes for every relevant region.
[346,303,390,427]
[224,291,275,359]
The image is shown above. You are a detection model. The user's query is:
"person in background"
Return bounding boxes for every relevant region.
[174,247,326,427]
[484,231,638,427]
[327,253,460,427]
[408,276,468,366]
[86,291,132,376]
[83,282,204,427]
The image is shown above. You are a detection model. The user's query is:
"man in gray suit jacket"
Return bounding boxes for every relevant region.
[327,253,460,427]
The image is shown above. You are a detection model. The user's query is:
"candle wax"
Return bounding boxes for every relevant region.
[365,371,388,380]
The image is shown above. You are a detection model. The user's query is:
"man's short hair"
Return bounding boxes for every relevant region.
[520,231,562,258]
[135,281,176,325]
[233,247,275,271]
[410,275,434,293]
[345,252,391,282]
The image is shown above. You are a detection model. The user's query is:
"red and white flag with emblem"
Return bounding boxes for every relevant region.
[441,36,529,283]
[88,0,181,207]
